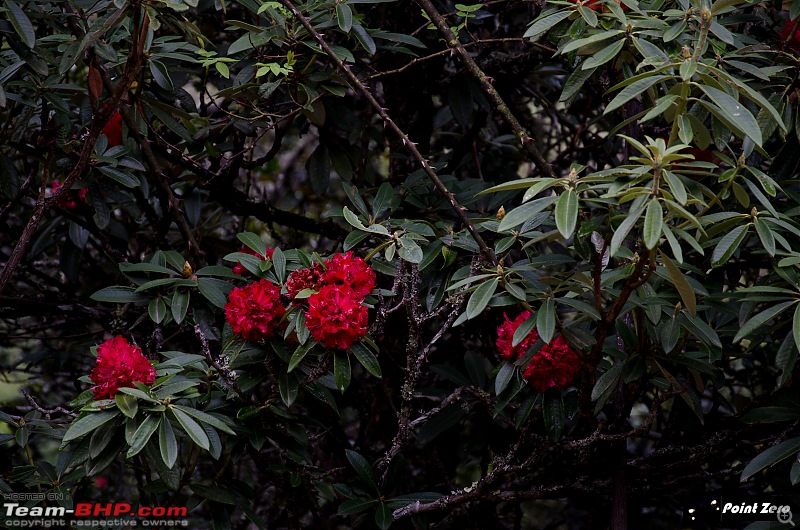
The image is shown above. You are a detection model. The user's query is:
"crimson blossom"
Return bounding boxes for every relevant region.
[101,111,124,147]
[321,251,376,299]
[495,311,580,393]
[224,279,286,341]
[305,284,368,349]
[90,336,156,399]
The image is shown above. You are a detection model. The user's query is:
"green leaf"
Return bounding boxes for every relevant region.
[610,205,645,257]
[512,312,537,347]
[197,278,228,309]
[352,24,377,55]
[497,196,558,231]
[91,286,148,303]
[350,342,382,378]
[148,298,167,324]
[523,10,571,39]
[398,236,423,264]
[346,449,377,489]
[741,437,800,481]
[127,415,161,458]
[537,298,556,344]
[660,250,696,317]
[466,278,498,320]
[754,217,776,257]
[334,352,351,393]
[288,340,315,372]
[495,361,515,395]
[375,503,392,530]
[278,371,298,407]
[97,166,140,188]
[794,304,800,355]
[336,3,353,32]
[63,411,120,442]
[171,290,189,324]
[643,199,663,250]
[711,224,748,267]
[698,85,763,147]
[555,189,578,239]
[5,1,35,48]
[337,498,376,516]
[577,5,598,26]
[733,301,795,343]
[115,393,138,419]
[236,232,267,257]
[582,39,625,70]
[170,407,210,451]
[158,418,178,469]
[605,76,668,114]
[562,29,623,54]
[591,362,624,410]
[542,390,564,441]
[272,247,286,283]
[172,405,236,435]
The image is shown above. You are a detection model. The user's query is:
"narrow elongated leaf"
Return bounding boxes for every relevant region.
[741,437,800,481]
[6,1,35,48]
[345,449,377,489]
[582,39,625,70]
[537,298,556,344]
[660,250,696,316]
[605,76,668,114]
[171,290,189,324]
[173,405,236,435]
[497,196,558,231]
[610,206,645,257]
[334,352,351,393]
[794,304,800,354]
[336,3,353,32]
[237,232,267,257]
[734,301,795,343]
[115,393,138,419]
[127,415,161,458]
[495,361,515,395]
[555,189,578,239]
[350,342,382,378]
[170,407,210,451]
[711,224,749,267]
[643,199,663,250]
[524,10,571,39]
[512,312,537,347]
[63,411,120,442]
[158,418,178,469]
[466,278,498,319]
[699,85,763,146]
[754,217,776,256]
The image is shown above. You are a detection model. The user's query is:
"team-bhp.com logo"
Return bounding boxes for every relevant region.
[3,501,189,527]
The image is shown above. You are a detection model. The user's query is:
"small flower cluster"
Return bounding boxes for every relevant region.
[90,336,156,399]
[496,311,581,393]
[779,14,800,52]
[225,251,376,350]
[101,111,124,147]
[50,181,88,209]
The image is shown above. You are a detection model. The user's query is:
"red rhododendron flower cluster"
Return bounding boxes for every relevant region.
[232,246,275,276]
[496,311,580,393]
[51,180,88,209]
[305,284,369,349]
[90,336,156,399]
[285,263,323,299]
[225,250,375,350]
[225,279,286,341]
[101,111,124,147]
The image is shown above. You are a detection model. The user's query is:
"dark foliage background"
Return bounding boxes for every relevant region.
[1,0,800,528]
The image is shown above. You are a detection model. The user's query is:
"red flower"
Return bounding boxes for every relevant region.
[496,312,581,392]
[572,0,628,12]
[779,14,800,52]
[101,111,124,147]
[321,252,376,299]
[286,264,323,299]
[496,311,540,361]
[51,180,88,209]
[522,335,581,393]
[305,285,368,349]
[90,336,155,400]
[225,279,286,341]
[232,246,274,276]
